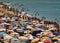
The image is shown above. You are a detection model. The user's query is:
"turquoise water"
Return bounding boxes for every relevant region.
[0,0,60,22]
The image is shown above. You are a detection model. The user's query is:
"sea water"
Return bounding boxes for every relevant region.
[0,0,60,23]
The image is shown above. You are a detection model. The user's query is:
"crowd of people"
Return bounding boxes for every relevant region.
[0,2,60,43]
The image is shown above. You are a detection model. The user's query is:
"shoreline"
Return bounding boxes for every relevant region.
[0,2,60,26]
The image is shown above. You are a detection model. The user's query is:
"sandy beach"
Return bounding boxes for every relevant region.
[0,2,60,43]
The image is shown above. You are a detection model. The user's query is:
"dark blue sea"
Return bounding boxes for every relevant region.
[0,0,60,23]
